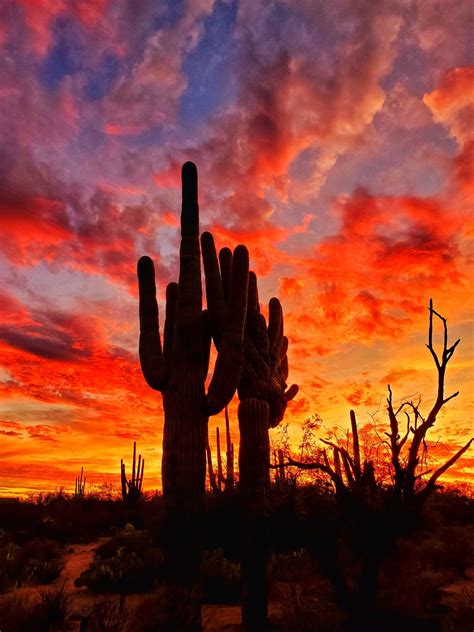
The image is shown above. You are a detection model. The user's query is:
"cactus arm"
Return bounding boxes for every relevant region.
[350,410,361,477]
[219,247,232,303]
[280,354,289,382]
[268,298,283,359]
[216,426,224,490]
[201,232,226,344]
[225,405,233,491]
[136,453,141,487]
[132,441,136,486]
[120,460,127,499]
[139,458,145,492]
[180,161,199,236]
[202,309,211,379]
[247,273,269,361]
[137,256,165,391]
[247,271,260,313]
[206,245,249,415]
[174,163,202,357]
[163,282,178,370]
[285,384,299,401]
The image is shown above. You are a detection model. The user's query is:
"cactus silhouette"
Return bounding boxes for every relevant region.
[74,467,86,498]
[205,412,235,494]
[120,441,144,504]
[137,162,249,629]
[238,272,298,630]
[239,271,298,426]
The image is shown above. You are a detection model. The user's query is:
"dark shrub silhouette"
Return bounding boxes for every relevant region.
[75,531,163,594]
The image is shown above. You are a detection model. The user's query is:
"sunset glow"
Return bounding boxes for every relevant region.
[0,1,472,496]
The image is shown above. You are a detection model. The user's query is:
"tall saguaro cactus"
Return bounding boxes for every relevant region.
[239,272,298,630]
[199,240,298,629]
[137,162,249,630]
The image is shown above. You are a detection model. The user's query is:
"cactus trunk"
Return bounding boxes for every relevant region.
[238,398,270,631]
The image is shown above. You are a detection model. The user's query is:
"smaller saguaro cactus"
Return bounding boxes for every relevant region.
[235,271,298,631]
[120,442,145,504]
[74,467,86,497]
[273,449,286,486]
[205,409,235,494]
[319,410,377,499]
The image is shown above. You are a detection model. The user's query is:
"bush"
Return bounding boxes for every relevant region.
[0,537,64,591]
[86,596,130,632]
[272,570,344,632]
[130,587,199,632]
[0,582,73,631]
[75,531,164,593]
[201,548,241,603]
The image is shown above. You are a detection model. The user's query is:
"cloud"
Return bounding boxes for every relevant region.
[380,368,417,385]
[102,0,214,133]
[344,380,379,408]
[424,67,474,145]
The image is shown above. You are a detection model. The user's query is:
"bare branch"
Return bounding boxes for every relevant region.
[425,439,473,489]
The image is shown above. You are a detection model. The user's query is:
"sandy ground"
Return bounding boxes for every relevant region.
[441,566,474,604]
[60,539,249,629]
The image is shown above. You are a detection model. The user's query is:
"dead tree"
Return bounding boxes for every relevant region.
[273,301,472,622]
[386,299,472,506]
[278,301,472,507]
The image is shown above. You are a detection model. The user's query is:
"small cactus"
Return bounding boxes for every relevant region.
[74,467,86,498]
[206,408,235,494]
[120,442,144,504]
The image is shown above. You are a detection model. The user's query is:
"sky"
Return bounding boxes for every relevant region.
[0,0,472,496]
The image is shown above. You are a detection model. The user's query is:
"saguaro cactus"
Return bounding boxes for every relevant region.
[120,441,145,504]
[206,412,235,494]
[239,273,298,630]
[200,245,298,628]
[137,162,249,629]
[74,467,86,497]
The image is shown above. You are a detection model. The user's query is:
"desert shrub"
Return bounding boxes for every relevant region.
[379,519,474,621]
[201,548,241,603]
[269,548,314,583]
[39,581,73,630]
[86,596,129,632]
[442,588,474,632]
[0,582,73,631]
[130,587,199,631]
[0,537,64,591]
[75,531,164,593]
[272,569,344,632]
